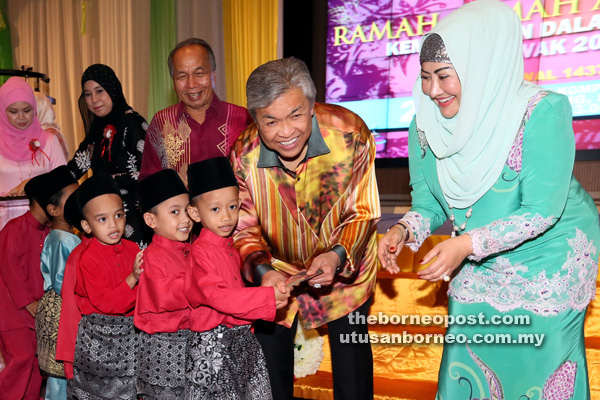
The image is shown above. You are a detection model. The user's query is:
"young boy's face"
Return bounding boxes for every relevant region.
[144,193,192,242]
[188,186,240,238]
[81,193,125,245]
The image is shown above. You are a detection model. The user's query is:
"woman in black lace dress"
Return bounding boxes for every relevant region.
[68,64,150,247]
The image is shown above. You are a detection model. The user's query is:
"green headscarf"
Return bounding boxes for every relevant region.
[413,0,542,209]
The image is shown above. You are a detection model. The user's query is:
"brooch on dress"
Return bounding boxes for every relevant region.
[29,139,50,166]
[101,124,116,161]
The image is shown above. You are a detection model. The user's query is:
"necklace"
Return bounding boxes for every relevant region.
[448,205,473,238]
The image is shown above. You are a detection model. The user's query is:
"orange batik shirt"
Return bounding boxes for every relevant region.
[231,103,381,330]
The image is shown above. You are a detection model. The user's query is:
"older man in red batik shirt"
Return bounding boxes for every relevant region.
[140,38,252,185]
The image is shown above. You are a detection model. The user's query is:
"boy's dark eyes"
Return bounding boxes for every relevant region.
[211,207,219,212]
[229,205,238,210]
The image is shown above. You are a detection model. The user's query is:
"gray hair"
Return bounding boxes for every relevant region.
[168,38,216,78]
[246,57,316,121]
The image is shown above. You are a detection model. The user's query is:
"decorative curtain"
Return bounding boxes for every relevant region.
[0,0,13,85]
[176,0,227,102]
[222,0,279,108]
[147,0,177,121]
[5,0,281,156]
[6,0,151,157]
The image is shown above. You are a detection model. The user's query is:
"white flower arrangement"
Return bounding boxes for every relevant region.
[293,323,324,378]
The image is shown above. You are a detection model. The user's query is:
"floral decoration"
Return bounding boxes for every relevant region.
[29,138,50,166]
[293,323,324,378]
[29,139,41,152]
[101,124,116,160]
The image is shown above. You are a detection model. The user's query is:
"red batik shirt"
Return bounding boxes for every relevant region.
[140,94,252,184]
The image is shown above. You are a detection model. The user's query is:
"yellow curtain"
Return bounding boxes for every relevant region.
[222,0,278,108]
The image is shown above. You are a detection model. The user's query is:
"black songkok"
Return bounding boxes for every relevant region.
[24,173,45,203]
[64,188,83,231]
[34,166,77,209]
[139,169,188,213]
[187,157,238,199]
[77,174,121,214]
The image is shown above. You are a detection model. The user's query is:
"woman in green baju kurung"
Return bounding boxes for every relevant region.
[378,0,600,399]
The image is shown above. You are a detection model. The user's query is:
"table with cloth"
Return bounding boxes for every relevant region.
[293,235,600,400]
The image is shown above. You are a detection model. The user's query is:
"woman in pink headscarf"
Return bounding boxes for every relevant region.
[0,77,66,229]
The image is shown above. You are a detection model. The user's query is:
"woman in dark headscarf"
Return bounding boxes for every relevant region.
[68,64,150,247]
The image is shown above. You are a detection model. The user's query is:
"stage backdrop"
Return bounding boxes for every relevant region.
[325,0,600,158]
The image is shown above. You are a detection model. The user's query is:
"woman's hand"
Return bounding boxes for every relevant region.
[417,234,473,282]
[377,224,408,274]
[5,178,30,197]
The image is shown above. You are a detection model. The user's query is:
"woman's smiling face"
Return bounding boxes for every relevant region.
[420,62,462,119]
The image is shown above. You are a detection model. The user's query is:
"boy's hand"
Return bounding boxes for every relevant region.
[126,250,144,289]
[133,250,144,276]
[0,347,5,372]
[25,300,39,317]
[274,286,290,309]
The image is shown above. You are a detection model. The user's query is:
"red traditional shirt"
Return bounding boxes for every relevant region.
[140,94,252,185]
[185,229,275,332]
[74,238,139,316]
[134,234,191,333]
[0,211,49,331]
[56,236,91,379]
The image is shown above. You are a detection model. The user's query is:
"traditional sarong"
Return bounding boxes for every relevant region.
[36,290,65,378]
[185,325,272,400]
[137,330,190,399]
[69,314,138,400]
